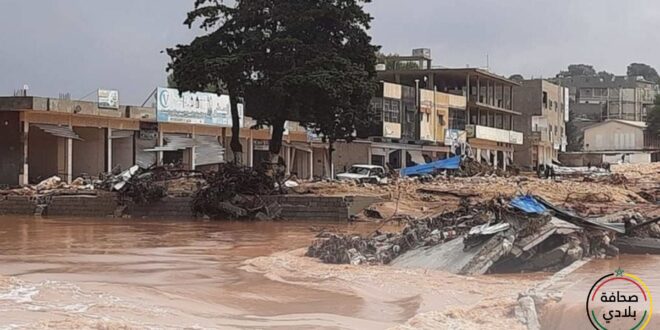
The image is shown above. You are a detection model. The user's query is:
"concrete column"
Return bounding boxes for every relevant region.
[20,121,29,185]
[308,149,313,180]
[493,149,498,169]
[66,138,73,183]
[503,150,507,171]
[248,134,254,167]
[157,131,164,165]
[107,128,113,172]
[190,133,196,170]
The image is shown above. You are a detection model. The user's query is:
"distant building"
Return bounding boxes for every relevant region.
[377,50,523,169]
[512,79,568,168]
[561,119,660,165]
[359,81,467,168]
[553,75,658,122]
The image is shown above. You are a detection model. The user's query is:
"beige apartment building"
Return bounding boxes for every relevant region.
[513,79,568,168]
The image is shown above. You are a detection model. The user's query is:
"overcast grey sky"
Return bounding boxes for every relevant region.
[1,0,658,104]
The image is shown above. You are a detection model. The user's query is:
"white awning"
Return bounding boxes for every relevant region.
[32,124,82,140]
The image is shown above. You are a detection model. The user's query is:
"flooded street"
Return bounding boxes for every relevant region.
[0,216,659,329]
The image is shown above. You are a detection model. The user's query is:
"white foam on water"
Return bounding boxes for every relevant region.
[0,281,39,304]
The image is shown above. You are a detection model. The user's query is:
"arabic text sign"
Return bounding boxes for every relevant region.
[98,89,119,109]
[156,87,243,127]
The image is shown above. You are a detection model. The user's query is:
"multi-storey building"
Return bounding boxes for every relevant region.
[512,79,569,169]
[553,75,658,122]
[377,51,523,170]
[361,81,466,169]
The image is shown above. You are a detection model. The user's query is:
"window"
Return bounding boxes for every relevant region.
[470,113,478,125]
[543,92,548,108]
[449,108,466,130]
[549,124,553,141]
[371,98,383,121]
[480,112,488,125]
[495,113,503,129]
[581,88,593,98]
[383,98,400,123]
[503,114,511,130]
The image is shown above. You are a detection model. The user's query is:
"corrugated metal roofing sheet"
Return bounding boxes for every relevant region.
[33,124,82,140]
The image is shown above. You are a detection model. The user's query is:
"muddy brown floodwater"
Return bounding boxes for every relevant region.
[1,216,659,329]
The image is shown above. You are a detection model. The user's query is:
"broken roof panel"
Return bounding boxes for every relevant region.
[510,195,547,214]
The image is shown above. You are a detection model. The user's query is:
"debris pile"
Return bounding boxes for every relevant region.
[191,164,281,219]
[307,194,659,275]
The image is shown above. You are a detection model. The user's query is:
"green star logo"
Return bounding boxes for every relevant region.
[614,268,625,277]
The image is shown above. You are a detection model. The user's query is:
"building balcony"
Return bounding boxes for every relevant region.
[468,95,518,115]
[466,125,523,145]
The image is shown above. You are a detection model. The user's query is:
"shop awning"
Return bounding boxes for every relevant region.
[33,124,82,140]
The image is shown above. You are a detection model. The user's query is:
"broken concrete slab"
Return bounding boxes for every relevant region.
[613,236,660,254]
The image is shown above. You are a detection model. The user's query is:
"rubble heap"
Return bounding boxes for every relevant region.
[191,164,281,219]
[306,194,655,275]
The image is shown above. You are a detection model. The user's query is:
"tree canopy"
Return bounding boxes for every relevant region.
[168,0,379,168]
[647,95,660,136]
[508,74,524,81]
[627,63,660,83]
[558,64,596,77]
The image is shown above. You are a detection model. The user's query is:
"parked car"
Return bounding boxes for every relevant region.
[336,165,388,184]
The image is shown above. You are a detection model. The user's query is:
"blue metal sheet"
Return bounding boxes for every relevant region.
[400,156,461,177]
[510,195,547,214]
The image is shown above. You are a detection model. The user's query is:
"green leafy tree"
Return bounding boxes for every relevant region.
[508,74,524,81]
[597,70,614,81]
[558,64,597,77]
[169,0,378,169]
[647,95,660,136]
[627,63,660,83]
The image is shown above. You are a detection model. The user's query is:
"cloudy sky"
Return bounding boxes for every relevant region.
[1,0,658,104]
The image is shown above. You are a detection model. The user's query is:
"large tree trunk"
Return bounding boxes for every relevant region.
[268,118,286,180]
[229,94,243,165]
[269,118,286,163]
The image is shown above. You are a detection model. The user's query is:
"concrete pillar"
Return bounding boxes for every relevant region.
[157,131,164,165]
[492,149,498,169]
[20,121,29,185]
[476,148,481,163]
[190,133,196,170]
[248,134,254,167]
[308,149,313,180]
[66,138,72,183]
[503,150,507,171]
[107,128,113,172]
